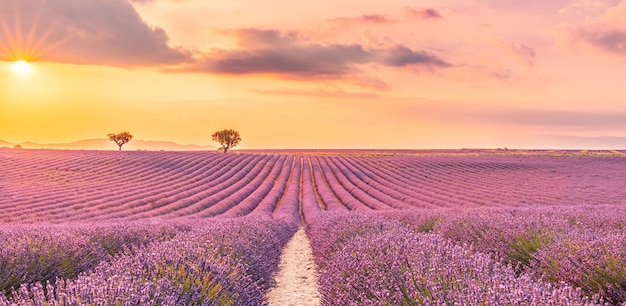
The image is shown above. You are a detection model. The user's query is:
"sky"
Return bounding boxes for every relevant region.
[1,0,626,149]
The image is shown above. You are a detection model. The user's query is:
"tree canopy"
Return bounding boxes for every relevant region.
[108,132,133,151]
[212,129,241,153]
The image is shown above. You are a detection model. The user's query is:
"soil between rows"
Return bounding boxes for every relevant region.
[267,228,321,306]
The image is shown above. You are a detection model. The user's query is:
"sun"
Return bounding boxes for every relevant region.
[11,59,32,75]
[1,2,67,70]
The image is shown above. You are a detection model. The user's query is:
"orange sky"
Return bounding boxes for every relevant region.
[1,0,626,149]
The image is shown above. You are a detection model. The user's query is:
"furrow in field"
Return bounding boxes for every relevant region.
[109,155,268,219]
[273,155,302,224]
[321,156,388,210]
[333,156,457,208]
[252,155,294,215]
[4,150,626,225]
[94,153,238,220]
[306,157,327,211]
[300,157,322,225]
[347,156,450,208]
[50,153,247,222]
[394,156,547,207]
[201,155,286,218]
[162,154,271,218]
[194,155,280,218]
[314,156,371,211]
[332,156,413,210]
[1,152,235,222]
[309,156,348,212]
[366,156,482,208]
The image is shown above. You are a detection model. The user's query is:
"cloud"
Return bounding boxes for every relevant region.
[379,45,450,67]
[512,44,536,63]
[498,41,536,66]
[558,0,611,15]
[348,74,392,91]
[562,3,626,55]
[183,28,371,77]
[175,29,450,78]
[185,44,372,77]
[130,0,191,3]
[250,85,381,99]
[329,14,396,26]
[404,8,443,20]
[219,29,300,48]
[0,0,192,66]
[578,29,626,53]
[478,0,574,14]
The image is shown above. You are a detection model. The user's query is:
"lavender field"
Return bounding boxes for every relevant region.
[1,149,625,305]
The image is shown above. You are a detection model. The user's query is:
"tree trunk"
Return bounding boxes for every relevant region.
[119,145,122,151]
[223,146,228,153]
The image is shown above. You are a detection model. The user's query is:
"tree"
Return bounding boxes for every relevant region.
[212,129,241,153]
[108,132,133,151]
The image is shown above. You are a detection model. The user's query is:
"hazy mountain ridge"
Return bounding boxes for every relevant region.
[2,135,625,151]
[533,135,626,150]
[0,138,216,151]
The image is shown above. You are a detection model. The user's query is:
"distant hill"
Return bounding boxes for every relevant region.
[533,135,626,150]
[0,138,216,151]
[0,139,12,148]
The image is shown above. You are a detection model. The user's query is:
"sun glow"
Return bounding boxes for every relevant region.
[11,59,31,75]
[1,2,67,70]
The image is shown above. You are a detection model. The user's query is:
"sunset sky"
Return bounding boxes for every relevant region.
[1,0,626,149]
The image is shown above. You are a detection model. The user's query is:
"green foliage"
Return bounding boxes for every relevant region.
[506,231,550,271]
[107,131,133,151]
[211,129,241,153]
[418,216,439,233]
[540,244,626,304]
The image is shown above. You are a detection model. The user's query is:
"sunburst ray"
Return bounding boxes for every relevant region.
[0,0,68,63]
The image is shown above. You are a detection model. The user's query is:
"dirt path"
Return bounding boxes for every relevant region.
[267,228,321,306]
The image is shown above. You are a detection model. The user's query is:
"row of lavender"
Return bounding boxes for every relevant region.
[4,150,626,223]
[0,221,188,298]
[325,154,626,209]
[307,206,626,305]
[1,151,287,222]
[422,205,626,304]
[0,215,298,305]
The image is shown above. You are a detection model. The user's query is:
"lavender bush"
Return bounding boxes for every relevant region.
[393,206,626,303]
[0,221,186,298]
[308,212,603,305]
[533,229,626,304]
[306,212,394,269]
[0,216,297,305]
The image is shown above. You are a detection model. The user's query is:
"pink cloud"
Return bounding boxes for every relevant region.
[497,41,537,66]
[0,0,192,66]
[478,0,573,14]
[173,29,450,78]
[578,29,626,54]
[250,85,381,99]
[380,45,450,67]
[559,3,626,56]
[186,44,371,77]
[404,8,443,20]
[328,14,396,26]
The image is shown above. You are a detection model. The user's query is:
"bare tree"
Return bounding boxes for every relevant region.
[108,132,133,151]
[212,129,241,153]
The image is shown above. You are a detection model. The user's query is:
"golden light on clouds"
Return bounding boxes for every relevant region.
[0,2,66,64]
[1,0,626,149]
